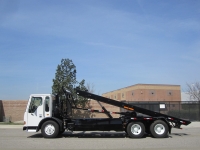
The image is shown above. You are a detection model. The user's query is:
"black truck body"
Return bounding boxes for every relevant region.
[60,88,190,137]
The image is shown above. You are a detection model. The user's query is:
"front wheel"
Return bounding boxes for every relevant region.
[150,120,169,138]
[126,122,145,138]
[41,121,59,138]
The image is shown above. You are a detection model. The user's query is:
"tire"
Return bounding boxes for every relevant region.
[150,120,169,138]
[41,121,59,138]
[126,122,145,138]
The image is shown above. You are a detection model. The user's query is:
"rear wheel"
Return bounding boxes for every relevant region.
[150,120,169,138]
[126,122,145,138]
[41,121,59,138]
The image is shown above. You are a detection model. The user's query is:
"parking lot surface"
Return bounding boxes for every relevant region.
[0,124,200,150]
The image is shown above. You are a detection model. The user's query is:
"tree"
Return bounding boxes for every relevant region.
[86,82,95,94]
[52,59,88,107]
[186,82,200,101]
[75,80,89,108]
[73,82,96,118]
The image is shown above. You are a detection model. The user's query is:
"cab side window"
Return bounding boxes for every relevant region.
[28,97,42,113]
[45,96,50,112]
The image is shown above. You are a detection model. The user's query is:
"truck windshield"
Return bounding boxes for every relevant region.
[28,97,42,113]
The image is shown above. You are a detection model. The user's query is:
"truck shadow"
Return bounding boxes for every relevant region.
[28,131,150,138]
[27,131,127,138]
[169,133,189,137]
[62,131,127,138]
[27,131,189,139]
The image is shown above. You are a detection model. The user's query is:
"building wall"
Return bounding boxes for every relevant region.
[102,84,181,102]
[0,100,3,121]
[0,100,28,122]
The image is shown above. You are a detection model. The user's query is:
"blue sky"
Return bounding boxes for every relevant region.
[0,0,200,100]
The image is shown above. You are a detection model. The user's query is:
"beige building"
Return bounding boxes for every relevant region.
[102,84,181,102]
[87,84,181,118]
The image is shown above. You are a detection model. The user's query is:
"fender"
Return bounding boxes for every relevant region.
[37,117,63,132]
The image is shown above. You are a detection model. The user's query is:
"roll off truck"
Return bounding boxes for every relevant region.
[23,87,191,138]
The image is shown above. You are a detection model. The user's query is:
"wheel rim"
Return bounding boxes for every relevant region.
[131,124,142,135]
[154,124,165,135]
[44,124,55,135]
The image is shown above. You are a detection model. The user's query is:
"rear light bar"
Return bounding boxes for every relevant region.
[180,121,186,124]
[168,117,174,120]
[144,118,152,120]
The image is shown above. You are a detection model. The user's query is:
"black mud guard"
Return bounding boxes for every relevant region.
[161,118,172,134]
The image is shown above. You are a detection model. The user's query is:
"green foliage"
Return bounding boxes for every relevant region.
[52,59,76,95]
[52,58,88,107]
[168,109,199,121]
[75,80,89,108]
[181,103,200,110]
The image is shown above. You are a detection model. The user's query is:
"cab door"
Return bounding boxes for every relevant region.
[27,96,44,132]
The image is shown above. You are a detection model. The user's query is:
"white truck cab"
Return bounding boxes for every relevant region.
[23,94,55,132]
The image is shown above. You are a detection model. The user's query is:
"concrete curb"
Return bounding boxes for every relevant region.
[0,125,24,128]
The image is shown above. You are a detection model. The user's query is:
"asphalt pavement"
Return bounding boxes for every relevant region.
[0,122,200,150]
